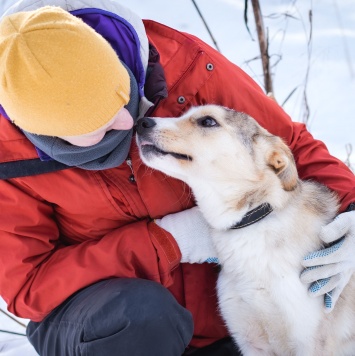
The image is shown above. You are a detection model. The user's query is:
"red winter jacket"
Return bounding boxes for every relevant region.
[0,20,354,348]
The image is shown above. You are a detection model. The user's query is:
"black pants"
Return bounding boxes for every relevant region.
[27,278,241,356]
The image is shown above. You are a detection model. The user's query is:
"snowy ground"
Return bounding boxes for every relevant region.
[0,298,35,355]
[0,0,354,354]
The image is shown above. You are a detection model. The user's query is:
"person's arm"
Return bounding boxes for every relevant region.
[0,178,181,321]
[192,35,355,210]
[0,176,218,321]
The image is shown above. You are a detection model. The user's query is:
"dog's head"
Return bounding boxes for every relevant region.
[136,105,298,224]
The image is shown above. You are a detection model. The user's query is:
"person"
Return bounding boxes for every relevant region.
[0,1,354,355]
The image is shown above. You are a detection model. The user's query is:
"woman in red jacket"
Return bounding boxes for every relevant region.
[0,1,354,355]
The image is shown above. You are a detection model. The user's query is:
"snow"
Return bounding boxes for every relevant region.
[0,0,354,354]
[0,298,35,355]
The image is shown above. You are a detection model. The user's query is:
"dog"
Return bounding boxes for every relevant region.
[136,105,355,355]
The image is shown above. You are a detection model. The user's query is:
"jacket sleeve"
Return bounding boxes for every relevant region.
[0,178,181,321]
[194,36,355,211]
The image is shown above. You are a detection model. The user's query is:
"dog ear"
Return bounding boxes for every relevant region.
[267,139,298,191]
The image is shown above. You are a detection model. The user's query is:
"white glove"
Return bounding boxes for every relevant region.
[155,207,218,264]
[300,210,355,312]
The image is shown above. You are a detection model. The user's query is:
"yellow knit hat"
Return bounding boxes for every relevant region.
[0,6,130,136]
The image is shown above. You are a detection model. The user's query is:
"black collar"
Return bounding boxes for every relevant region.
[231,203,273,229]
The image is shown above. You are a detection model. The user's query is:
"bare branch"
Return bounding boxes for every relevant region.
[191,0,221,52]
[250,0,273,95]
[345,143,354,171]
[243,0,255,40]
[0,308,27,328]
[281,86,299,107]
[301,6,313,125]
[264,12,300,21]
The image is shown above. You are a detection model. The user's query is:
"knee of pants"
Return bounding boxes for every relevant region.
[83,279,193,344]
[27,278,194,356]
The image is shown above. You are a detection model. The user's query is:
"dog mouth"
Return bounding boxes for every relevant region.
[140,142,192,161]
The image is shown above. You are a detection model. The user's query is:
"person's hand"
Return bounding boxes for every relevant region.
[300,211,355,312]
[155,207,218,264]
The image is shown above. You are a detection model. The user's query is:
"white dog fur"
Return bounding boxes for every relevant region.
[136,105,355,355]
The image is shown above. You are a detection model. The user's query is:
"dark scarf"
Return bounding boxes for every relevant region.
[23,64,139,170]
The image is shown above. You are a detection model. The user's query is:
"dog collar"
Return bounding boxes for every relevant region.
[231,203,273,229]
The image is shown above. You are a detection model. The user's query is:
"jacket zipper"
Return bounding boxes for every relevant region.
[126,157,135,183]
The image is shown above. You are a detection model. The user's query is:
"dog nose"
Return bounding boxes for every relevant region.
[136,117,156,134]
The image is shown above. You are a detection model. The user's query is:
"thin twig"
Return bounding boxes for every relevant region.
[242,56,265,88]
[0,308,27,328]
[243,0,255,40]
[281,86,299,107]
[264,12,299,20]
[344,143,353,171]
[250,0,273,95]
[298,2,313,126]
[0,329,27,337]
[191,0,221,52]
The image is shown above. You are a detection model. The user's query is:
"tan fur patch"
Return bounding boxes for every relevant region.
[267,139,298,191]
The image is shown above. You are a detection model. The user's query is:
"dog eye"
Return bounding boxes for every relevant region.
[197,116,219,127]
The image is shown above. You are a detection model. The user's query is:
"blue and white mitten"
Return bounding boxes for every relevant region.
[301,210,355,312]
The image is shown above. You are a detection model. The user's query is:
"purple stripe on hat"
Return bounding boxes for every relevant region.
[0,105,9,120]
[71,8,145,97]
[34,147,53,161]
